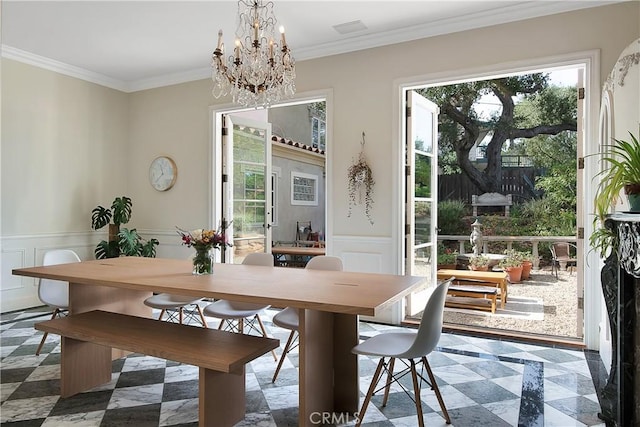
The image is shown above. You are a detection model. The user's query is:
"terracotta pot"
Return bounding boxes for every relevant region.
[521,261,533,280]
[469,265,489,271]
[504,265,523,283]
[438,263,457,270]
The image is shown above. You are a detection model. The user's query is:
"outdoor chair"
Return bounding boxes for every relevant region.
[550,242,578,277]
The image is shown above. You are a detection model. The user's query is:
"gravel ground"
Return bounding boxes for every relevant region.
[442,268,580,338]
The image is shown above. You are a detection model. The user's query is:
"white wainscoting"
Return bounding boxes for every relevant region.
[331,235,403,325]
[0,229,184,313]
[1,232,97,312]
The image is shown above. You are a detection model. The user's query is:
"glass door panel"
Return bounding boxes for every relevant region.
[405,90,439,317]
[224,115,272,264]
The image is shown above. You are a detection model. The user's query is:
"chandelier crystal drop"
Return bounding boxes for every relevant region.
[211,0,296,108]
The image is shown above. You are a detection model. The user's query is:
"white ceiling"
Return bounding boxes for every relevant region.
[1,0,622,92]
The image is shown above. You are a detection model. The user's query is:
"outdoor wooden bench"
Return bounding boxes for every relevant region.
[446,284,499,313]
[438,269,509,314]
[35,310,279,427]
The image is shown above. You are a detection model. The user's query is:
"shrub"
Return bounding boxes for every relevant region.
[437,200,469,234]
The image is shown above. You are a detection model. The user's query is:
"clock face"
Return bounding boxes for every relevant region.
[149,156,176,191]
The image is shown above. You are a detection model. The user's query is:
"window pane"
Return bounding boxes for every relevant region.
[414,201,431,245]
[414,153,431,198]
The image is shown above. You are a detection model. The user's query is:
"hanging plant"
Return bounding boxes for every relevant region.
[347,132,375,225]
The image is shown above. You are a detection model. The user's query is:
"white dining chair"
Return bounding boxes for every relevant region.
[202,252,277,359]
[271,255,343,382]
[351,278,454,426]
[36,249,82,355]
[143,253,208,327]
[143,293,208,327]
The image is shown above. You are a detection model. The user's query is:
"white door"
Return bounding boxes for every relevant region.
[405,90,439,316]
[222,115,273,264]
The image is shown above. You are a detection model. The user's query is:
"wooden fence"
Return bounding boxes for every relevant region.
[438,167,541,203]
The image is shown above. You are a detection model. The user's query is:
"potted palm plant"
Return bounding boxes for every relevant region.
[591,130,640,258]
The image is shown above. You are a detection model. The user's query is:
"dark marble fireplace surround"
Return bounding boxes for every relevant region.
[599,213,640,426]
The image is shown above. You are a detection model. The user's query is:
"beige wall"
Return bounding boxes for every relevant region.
[2,60,129,235]
[1,2,639,313]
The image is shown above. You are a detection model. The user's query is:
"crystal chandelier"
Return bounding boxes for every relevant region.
[211,0,296,108]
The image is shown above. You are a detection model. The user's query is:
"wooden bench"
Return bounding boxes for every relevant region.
[438,269,508,314]
[35,310,279,427]
[447,284,499,313]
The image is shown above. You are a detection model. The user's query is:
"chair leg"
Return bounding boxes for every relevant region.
[255,315,277,361]
[179,307,184,324]
[356,357,386,427]
[382,358,395,407]
[410,359,425,427]
[157,309,166,321]
[35,308,60,355]
[196,305,208,328]
[422,356,451,424]
[272,330,296,383]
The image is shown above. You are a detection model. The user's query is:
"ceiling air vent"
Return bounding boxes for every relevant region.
[333,20,368,35]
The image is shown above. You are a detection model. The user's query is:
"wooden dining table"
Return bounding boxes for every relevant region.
[13,256,426,426]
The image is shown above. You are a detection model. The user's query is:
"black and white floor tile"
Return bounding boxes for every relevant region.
[1,306,607,426]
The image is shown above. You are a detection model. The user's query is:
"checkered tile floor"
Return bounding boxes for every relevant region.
[1,306,607,426]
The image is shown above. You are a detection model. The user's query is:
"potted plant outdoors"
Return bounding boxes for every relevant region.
[468,254,490,271]
[591,130,640,258]
[519,251,535,280]
[91,196,159,259]
[499,249,523,283]
[437,243,458,270]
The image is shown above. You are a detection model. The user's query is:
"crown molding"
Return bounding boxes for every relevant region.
[294,1,622,60]
[1,1,623,93]
[1,45,129,92]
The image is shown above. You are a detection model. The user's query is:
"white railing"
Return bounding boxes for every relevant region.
[438,235,577,269]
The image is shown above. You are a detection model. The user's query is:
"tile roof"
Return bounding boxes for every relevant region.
[271,135,325,156]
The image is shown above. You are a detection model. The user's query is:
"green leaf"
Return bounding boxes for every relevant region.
[94,240,119,259]
[118,228,142,256]
[91,206,112,230]
[112,196,132,226]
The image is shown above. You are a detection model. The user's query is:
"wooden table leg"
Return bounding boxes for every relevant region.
[69,282,151,359]
[199,367,245,427]
[333,313,359,413]
[298,310,359,426]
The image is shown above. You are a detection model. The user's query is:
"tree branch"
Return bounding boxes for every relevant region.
[511,123,577,139]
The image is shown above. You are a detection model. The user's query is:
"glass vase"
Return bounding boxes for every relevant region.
[192,247,214,275]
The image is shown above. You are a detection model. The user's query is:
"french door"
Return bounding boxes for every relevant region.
[405,90,439,317]
[222,115,272,263]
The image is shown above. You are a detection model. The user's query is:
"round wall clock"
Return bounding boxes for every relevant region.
[149,156,177,191]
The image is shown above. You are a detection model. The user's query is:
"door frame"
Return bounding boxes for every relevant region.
[210,89,334,259]
[392,50,601,348]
